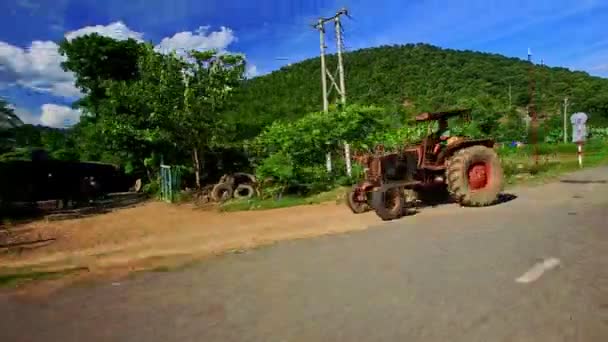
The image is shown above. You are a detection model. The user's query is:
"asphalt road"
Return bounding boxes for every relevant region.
[2,167,608,342]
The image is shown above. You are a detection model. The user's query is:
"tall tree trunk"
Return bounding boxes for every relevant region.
[193,148,201,189]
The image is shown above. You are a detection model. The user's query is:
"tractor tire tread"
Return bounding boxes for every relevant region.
[446,145,504,207]
[370,187,404,221]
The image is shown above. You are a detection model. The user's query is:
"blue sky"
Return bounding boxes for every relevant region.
[1,0,607,127]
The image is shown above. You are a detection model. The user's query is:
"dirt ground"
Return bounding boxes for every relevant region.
[0,196,385,288]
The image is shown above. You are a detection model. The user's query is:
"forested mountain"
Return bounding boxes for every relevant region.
[228,43,608,137]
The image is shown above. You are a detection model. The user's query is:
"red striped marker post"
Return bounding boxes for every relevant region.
[577,142,583,168]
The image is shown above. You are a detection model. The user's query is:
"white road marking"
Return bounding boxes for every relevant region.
[515,257,561,284]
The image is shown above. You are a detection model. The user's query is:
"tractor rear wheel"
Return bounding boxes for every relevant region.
[370,186,404,221]
[446,145,503,207]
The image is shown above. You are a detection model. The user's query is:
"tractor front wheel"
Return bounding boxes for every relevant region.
[447,145,503,207]
[346,185,370,214]
[370,186,404,221]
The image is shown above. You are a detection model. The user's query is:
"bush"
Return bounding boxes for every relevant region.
[142,178,160,196]
[589,127,608,140]
[255,151,294,198]
[251,105,390,167]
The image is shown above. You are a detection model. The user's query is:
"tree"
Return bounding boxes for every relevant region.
[58,33,152,171]
[173,50,246,188]
[93,44,179,180]
[0,98,23,153]
[0,98,22,129]
[58,34,144,115]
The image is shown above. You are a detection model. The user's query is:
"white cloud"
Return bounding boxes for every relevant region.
[0,21,144,99]
[12,104,81,128]
[65,21,144,42]
[0,40,80,98]
[0,22,240,100]
[246,64,259,78]
[155,26,236,54]
[40,104,81,128]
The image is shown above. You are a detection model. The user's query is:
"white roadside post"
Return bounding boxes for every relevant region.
[326,152,333,172]
[344,142,352,177]
[570,112,588,168]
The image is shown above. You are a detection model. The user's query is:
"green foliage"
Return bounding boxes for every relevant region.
[0,98,22,129]
[58,33,144,112]
[58,35,246,185]
[589,127,608,140]
[0,98,23,153]
[142,178,161,196]
[363,124,427,150]
[497,108,527,142]
[228,43,608,136]
[252,105,388,165]
[255,151,294,195]
[0,148,31,162]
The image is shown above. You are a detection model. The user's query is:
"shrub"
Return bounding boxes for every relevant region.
[255,151,295,198]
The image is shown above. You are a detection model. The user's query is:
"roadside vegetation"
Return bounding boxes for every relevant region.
[2,38,608,211]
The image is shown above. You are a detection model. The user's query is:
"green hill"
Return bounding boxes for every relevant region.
[228,43,608,138]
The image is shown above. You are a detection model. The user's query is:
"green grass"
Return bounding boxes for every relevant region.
[220,186,348,212]
[497,140,607,158]
[0,267,87,288]
[501,140,608,186]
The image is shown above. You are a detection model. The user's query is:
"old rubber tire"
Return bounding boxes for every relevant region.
[234,184,255,199]
[447,145,503,207]
[370,186,404,221]
[346,185,370,214]
[233,172,257,185]
[211,182,234,202]
[133,178,142,192]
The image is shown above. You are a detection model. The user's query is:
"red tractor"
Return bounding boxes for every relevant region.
[347,108,504,221]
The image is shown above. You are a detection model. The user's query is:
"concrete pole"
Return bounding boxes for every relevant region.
[563,97,569,144]
[316,19,331,172]
[318,20,329,113]
[335,15,351,177]
[335,16,346,105]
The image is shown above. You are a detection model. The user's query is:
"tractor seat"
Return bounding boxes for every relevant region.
[421,136,438,164]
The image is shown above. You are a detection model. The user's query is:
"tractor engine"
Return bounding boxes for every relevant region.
[358,150,418,189]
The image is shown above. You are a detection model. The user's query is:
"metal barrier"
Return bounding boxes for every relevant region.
[160,164,181,203]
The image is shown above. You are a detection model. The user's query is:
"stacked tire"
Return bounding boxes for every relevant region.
[211,173,258,202]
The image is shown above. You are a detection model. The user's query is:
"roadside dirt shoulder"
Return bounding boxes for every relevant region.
[1,200,383,287]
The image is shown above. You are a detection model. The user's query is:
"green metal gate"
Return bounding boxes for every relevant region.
[160,164,181,203]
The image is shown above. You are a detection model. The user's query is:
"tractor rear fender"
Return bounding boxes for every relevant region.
[437,139,495,165]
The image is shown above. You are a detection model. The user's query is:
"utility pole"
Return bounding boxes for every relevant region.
[563,97,569,143]
[334,8,351,176]
[527,48,539,165]
[315,19,329,113]
[335,10,347,105]
[508,84,512,109]
[313,7,351,175]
